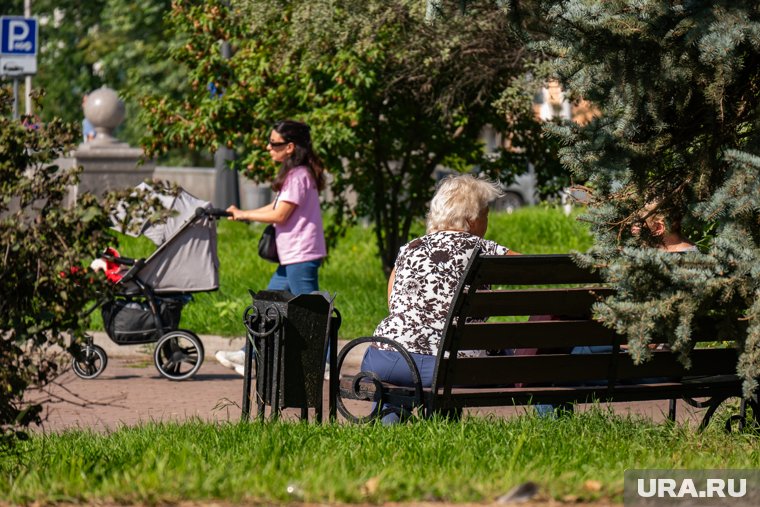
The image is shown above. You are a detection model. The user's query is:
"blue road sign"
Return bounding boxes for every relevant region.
[1,16,38,56]
[1,16,38,75]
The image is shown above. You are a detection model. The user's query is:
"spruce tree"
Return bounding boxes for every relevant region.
[546,1,760,395]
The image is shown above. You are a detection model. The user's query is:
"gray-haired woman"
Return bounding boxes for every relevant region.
[360,173,519,423]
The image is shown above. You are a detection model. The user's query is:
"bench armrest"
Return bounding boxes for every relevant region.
[335,336,424,423]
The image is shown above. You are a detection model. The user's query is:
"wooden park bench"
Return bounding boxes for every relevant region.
[335,252,759,430]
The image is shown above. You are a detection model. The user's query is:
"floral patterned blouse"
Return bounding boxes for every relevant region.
[375,230,509,357]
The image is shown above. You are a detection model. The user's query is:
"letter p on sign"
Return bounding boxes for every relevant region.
[8,21,31,52]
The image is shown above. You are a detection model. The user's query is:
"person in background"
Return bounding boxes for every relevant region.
[539,201,698,417]
[82,94,96,142]
[632,201,697,253]
[215,120,327,376]
[360,174,519,424]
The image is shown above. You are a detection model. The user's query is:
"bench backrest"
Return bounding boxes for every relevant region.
[430,252,739,404]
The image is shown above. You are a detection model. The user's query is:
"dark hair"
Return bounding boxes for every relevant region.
[271,120,325,192]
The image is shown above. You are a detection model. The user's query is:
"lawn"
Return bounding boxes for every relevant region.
[2,411,758,504]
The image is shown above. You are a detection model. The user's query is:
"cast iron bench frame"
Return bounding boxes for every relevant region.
[335,252,759,430]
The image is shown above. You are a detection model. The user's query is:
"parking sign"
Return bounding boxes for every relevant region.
[0,16,38,76]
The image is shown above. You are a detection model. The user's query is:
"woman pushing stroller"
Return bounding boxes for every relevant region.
[216,120,327,375]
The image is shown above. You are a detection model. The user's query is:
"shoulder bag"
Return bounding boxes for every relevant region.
[258,192,280,263]
[258,224,279,263]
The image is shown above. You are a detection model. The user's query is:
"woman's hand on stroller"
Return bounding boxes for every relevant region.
[225,205,244,221]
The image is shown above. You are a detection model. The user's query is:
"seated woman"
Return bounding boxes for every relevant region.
[360,174,518,424]
[565,202,696,389]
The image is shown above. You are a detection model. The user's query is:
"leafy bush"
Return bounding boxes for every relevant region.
[0,88,168,451]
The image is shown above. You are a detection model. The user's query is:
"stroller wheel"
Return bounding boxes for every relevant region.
[71,344,108,379]
[154,330,204,381]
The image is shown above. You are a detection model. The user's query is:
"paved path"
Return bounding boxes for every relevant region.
[39,357,244,432]
[36,333,369,432]
[32,332,715,433]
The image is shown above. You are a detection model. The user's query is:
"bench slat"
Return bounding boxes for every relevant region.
[342,375,742,408]
[465,288,615,317]
[434,380,743,408]
[440,348,738,386]
[456,320,727,350]
[458,320,617,349]
[473,255,604,285]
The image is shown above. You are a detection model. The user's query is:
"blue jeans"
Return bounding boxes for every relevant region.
[361,346,437,388]
[361,347,461,424]
[267,259,321,294]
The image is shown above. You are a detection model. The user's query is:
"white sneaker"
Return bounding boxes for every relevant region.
[215,350,245,369]
[234,363,246,377]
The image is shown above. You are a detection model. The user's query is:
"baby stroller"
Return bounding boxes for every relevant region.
[71,184,229,381]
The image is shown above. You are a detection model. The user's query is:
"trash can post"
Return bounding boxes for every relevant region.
[241,290,338,422]
[328,308,342,421]
[241,303,256,420]
[241,334,254,420]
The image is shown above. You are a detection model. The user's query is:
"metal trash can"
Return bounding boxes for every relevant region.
[241,290,340,422]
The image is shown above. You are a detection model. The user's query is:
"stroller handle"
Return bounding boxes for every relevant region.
[197,207,232,218]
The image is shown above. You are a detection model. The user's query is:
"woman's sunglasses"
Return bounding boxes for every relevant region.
[268,139,290,148]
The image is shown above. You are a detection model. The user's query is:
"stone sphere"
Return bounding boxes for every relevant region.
[84,87,125,130]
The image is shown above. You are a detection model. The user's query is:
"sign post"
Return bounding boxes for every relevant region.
[0,16,38,119]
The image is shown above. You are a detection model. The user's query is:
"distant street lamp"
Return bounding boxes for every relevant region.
[213,39,239,208]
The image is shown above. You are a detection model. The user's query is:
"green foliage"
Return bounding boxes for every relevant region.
[0,87,109,451]
[93,0,198,153]
[487,205,593,254]
[138,0,535,273]
[546,1,760,394]
[2,413,759,504]
[2,0,201,160]
[3,0,107,128]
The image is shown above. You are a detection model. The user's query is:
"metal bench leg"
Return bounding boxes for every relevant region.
[697,395,729,432]
[668,399,677,422]
[720,399,748,433]
[751,399,760,428]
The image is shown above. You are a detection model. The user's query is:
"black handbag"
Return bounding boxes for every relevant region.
[258,224,279,263]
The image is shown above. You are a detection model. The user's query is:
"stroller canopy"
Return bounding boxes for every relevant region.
[118,183,220,294]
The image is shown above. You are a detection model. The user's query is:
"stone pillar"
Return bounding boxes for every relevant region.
[74,86,154,198]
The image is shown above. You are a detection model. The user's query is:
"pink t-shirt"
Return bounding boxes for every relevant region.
[275,166,327,265]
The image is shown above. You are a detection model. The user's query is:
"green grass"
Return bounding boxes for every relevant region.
[93,205,593,339]
[2,411,758,504]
